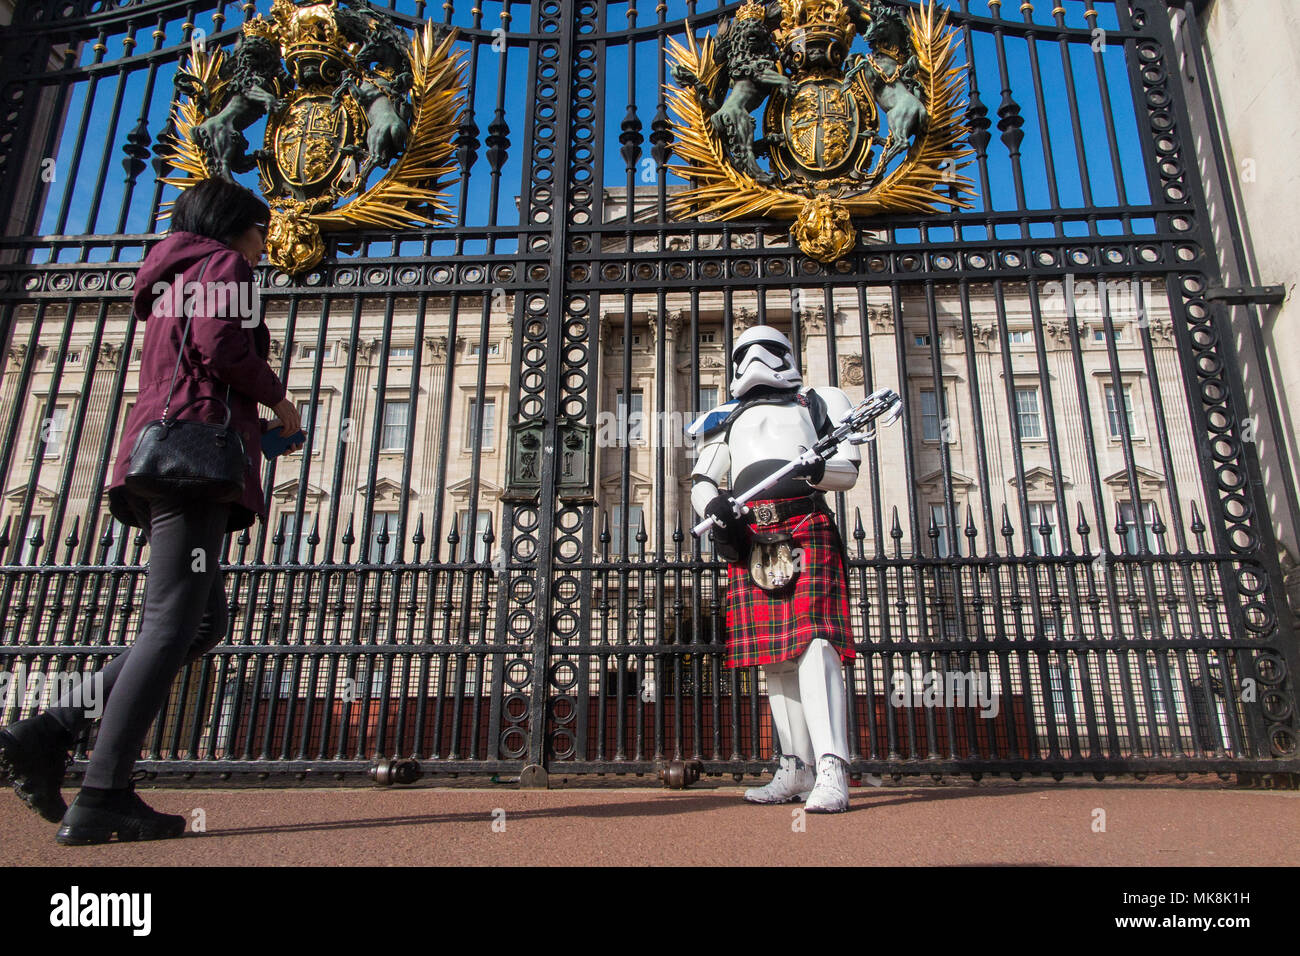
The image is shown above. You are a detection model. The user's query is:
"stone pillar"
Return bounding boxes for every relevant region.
[72,339,122,503]
[801,306,831,389]
[657,309,682,496]
[422,333,449,501]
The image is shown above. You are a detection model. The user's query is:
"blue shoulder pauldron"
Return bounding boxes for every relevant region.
[685,401,741,440]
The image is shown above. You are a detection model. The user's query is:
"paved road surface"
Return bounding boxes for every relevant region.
[2,776,1295,866]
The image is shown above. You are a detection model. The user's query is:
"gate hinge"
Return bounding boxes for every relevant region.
[1204,285,1286,306]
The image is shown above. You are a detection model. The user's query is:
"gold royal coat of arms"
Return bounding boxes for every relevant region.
[667,0,974,261]
[160,0,466,274]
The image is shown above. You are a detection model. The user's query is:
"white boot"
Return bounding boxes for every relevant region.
[744,754,815,804]
[804,754,850,813]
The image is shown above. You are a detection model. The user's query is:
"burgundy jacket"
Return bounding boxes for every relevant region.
[108,232,287,531]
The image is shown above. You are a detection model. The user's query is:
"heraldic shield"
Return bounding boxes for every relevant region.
[272,92,365,191]
[769,74,877,180]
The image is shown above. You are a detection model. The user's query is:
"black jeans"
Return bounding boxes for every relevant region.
[48,494,230,789]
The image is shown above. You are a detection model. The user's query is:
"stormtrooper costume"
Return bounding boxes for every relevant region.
[688,326,860,812]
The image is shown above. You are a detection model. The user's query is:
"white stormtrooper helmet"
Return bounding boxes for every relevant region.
[730,325,803,397]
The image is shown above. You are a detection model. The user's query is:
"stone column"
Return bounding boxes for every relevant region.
[421,333,450,501]
[801,305,831,389]
[72,339,122,503]
[656,309,682,497]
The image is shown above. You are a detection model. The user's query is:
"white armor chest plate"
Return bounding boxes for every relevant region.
[726,402,818,479]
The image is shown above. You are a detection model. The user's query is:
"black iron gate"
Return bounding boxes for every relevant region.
[0,0,1297,785]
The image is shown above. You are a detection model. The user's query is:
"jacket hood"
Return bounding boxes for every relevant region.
[132,232,240,322]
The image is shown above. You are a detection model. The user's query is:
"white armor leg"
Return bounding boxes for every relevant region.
[796,638,849,762]
[744,660,815,803]
[797,639,852,813]
[765,659,816,765]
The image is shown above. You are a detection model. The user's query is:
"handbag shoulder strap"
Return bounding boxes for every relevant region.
[161,254,226,420]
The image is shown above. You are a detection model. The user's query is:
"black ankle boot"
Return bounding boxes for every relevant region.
[0,714,74,823]
[56,783,187,845]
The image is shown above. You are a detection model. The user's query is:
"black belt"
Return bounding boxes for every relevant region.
[746,495,826,527]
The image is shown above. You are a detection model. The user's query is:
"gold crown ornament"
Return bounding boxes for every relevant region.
[241,15,277,40]
[777,0,855,37]
[773,0,856,67]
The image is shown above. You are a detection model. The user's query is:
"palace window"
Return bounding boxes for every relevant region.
[1143,653,1180,719]
[1007,330,1033,346]
[457,509,492,562]
[380,400,409,451]
[1148,659,1166,715]
[697,386,719,414]
[367,512,400,563]
[461,657,482,694]
[1048,659,1072,718]
[278,511,314,563]
[616,389,644,444]
[610,503,645,558]
[15,515,44,565]
[1104,383,1138,439]
[1118,501,1159,555]
[98,515,130,558]
[920,388,949,443]
[1014,387,1042,439]
[34,405,69,459]
[260,667,295,699]
[294,400,324,451]
[1028,501,1058,555]
[467,397,496,450]
[351,660,387,699]
[929,503,952,558]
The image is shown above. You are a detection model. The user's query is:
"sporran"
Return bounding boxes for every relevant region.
[748,530,801,591]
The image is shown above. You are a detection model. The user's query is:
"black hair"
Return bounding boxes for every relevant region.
[169,178,270,245]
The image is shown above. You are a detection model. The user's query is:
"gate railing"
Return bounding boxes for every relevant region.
[0,0,1296,782]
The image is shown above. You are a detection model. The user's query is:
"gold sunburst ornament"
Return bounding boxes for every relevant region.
[666,0,974,262]
[159,0,467,275]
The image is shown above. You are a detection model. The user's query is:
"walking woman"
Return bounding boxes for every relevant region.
[0,178,301,844]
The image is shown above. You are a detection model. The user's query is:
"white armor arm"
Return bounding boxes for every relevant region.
[809,386,860,493]
[690,430,731,518]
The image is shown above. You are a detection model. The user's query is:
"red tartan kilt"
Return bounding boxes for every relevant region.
[724,503,855,669]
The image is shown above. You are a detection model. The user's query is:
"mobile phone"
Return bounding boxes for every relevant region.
[261,426,307,458]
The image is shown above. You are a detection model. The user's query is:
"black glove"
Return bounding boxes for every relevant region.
[791,454,826,485]
[705,494,750,563]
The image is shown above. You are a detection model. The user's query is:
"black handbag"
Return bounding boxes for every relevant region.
[123,255,247,504]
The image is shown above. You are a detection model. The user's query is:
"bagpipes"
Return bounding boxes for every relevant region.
[691,386,905,540]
